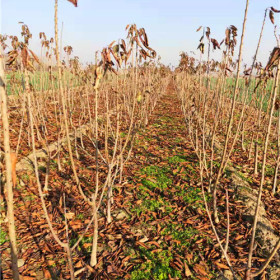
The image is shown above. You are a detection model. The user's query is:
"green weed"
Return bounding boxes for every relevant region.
[141,166,172,191]
[131,248,181,280]
[168,155,187,165]
[0,229,8,246]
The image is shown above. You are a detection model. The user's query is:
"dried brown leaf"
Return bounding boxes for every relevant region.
[121,39,127,52]
[184,261,192,277]
[21,47,29,68]
[269,10,275,24]
[225,28,230,45]
[271,7,280,13]
[29,49,40,65]
[215,262,229,269]
[43,269,52,279]
[265,47,280,70]
[197,43,205,54]
[193,264,208,276]
[206,27,211,39]
[108,40,116,48]
[67,0,78,7]
[211,38,220,50]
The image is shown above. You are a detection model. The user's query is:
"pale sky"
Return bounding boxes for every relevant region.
[1,0,280,67]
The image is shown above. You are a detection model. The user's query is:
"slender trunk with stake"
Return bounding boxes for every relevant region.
[0,49,20,280]
[90,197,98,266]
[254,141,258,175]
[272,160,279,194]
[90,87,100,264]
[213,0,249,223]
[27,78,75,280]
[54,0,79,185]
[223,7,267,176]
[250,8,267,77]
[251,238,280,278]
[272,105,280,194]
[246,54,280,280]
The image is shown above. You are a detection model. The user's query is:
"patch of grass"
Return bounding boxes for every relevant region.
[265,165,275,177]
[143,199,163,212]
[175,185,207,209]
[120,132,127,138]
[153,120,170,129]
[141,166,172,191]
[75,213,85,220]
[168,155,187,165]
[58,258,66,265]
[135,138,141,145]
[257,163,275,177]
[181,162,199,179]
[62,158,72,166]
[162,224,200,250]
[131,248,181,280]
[6,70,82,95]
[143,135,153,141]
[21,173,30,181]
[0,229,8,246]
[131,197,172,218]
[159,116,172,122]
[152,123,162,128]
[141,178,158,191]
[158,130,169,136]
[23,194,36,202]
[50,159,58,170]
[69,235,93,253]
[183,186,204,205]
[236,171,253,184]
[38,165,47,173]
[212,160,221,169]
[138,185,153,198]
[224,167,233,178]
[174,137,183,144]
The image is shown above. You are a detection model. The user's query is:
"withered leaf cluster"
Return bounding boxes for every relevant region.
[126,24,157,60]
[5,24,40,71]
[67,0,78,7]
[269,6,280,24]
[196,26,220,54]
[265,47,280,71]
[225,25,238,56]
[39,32,54,59]
[0,34,8,50]
[211,38,220,50]
[64,46,73,56]
[93,24,157,89]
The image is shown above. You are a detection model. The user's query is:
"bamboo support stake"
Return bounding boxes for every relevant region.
[0,47,20,280]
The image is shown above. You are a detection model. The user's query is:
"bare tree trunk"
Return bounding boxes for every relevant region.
[63,194,75,279]
[213,0,250,223]
[254,141,258,175]
[54,0,80,186]
[90,197,98,267]
[246,54,280,280]
[251,238,280,278]
[272,161,279,194]
[0,50,20,280]
[272,103,280,194]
